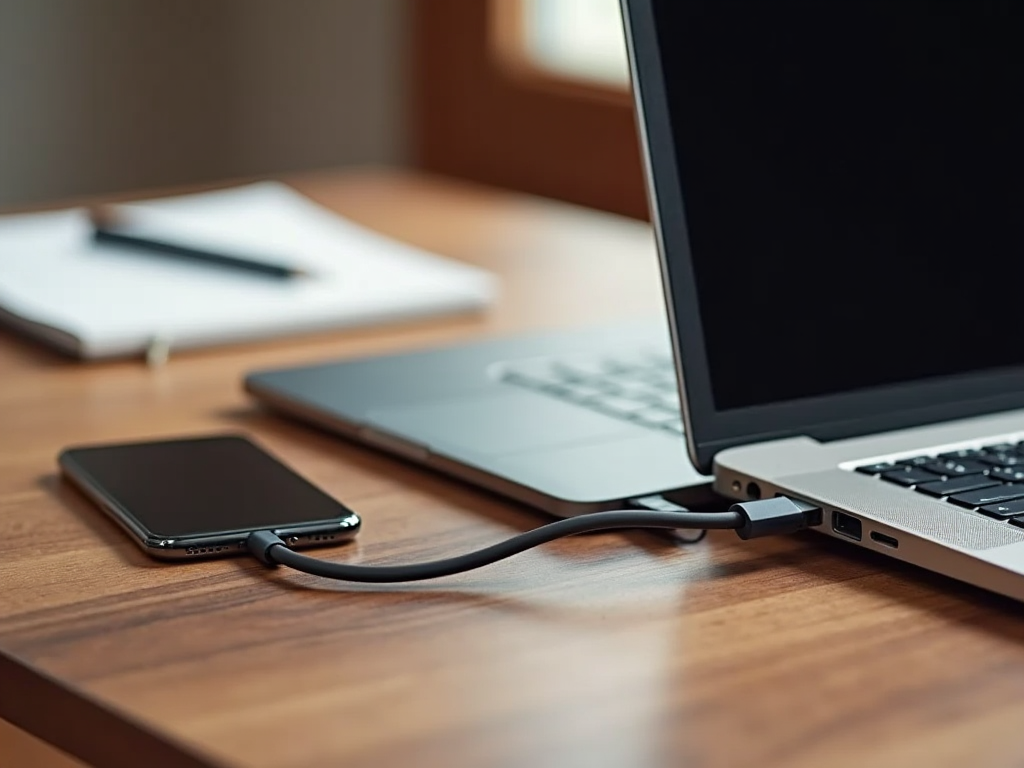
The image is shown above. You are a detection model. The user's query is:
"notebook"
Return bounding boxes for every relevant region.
[0,182,497,360]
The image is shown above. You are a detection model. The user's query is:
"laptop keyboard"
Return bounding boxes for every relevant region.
[856,441,1024,526]
[494,348,684,434]
[499,355,1024,524]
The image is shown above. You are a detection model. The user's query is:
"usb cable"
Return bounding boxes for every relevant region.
[246,496,821,584]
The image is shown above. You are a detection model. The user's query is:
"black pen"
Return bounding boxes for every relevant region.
[87,205,307,280]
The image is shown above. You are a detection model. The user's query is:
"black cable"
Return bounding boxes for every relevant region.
[248,508,738,583]
[247,496,821,584]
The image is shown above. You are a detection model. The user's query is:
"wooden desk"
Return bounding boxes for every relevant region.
[3,170,1024,768]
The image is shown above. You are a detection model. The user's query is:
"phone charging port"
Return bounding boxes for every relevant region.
[832,511,862,541]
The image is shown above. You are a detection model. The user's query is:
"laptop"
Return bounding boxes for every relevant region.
[246,323,714,516]
[248,0,1024,600]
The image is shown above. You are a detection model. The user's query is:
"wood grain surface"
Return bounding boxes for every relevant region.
[3,170,1024,768]
[0,719,84,768]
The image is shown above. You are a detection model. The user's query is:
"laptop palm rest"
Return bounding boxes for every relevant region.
[366,390,707,505]
[368,391,632,456]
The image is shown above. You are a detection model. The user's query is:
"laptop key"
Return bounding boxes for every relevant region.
[897,456,933,468]
[978,498,1024,519]
[915,475,999,498]
[606,380,666,402]
[647,390,680,409]
[984,443,1015,454]
[980,452,1024,468]
[499,369,567,393]
[947,483,1024,509]
[631,407,681,426]
[591,396,650,417]
[938,448,985,460]
[920,458,989,477]
[550,360,607,382]
[599,350,656,373]
[880,467,943,487]
[856,462,899,475]
[558,382,605,402]
[988,466,1024,483]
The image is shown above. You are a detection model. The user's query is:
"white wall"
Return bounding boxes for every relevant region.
[0,0,408,207]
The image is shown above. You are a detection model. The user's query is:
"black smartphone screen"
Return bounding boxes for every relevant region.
[61,435,355,537]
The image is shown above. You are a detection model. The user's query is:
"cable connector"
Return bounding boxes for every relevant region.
[247,529,283,567]
[729,496,822,540]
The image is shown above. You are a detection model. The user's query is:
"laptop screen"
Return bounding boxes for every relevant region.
[651,1,1024,412]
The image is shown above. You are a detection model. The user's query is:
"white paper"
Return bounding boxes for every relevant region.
[0,182,497,358]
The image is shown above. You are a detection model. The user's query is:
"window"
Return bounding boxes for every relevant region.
[413,0,646,219]
[521,0,629,87]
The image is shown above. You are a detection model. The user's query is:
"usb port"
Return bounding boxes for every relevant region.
[870,531,899,549]
[832,511,862,541]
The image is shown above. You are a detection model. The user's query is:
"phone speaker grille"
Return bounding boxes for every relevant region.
[185,545,232,556]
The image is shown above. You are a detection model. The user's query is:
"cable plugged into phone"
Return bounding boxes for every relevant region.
[246,495,821,585]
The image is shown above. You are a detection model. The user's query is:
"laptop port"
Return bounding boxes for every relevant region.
[870,531,899,549]
[832,511,862,541]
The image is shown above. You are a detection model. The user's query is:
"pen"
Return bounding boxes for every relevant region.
[87,205,307,280]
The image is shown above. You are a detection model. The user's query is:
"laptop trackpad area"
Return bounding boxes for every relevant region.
[365,391,636,457]
[364,391,705,503]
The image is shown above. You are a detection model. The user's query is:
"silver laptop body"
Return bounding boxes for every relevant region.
[624,0,1024,601]
[246,323,714,518]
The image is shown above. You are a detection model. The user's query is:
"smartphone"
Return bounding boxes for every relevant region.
[59,434,361,560]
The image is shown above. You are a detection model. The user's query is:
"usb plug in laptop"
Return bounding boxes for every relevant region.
[248,0,1024,601]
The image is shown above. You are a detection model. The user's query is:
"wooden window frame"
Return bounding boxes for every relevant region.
[412,0,648,219]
